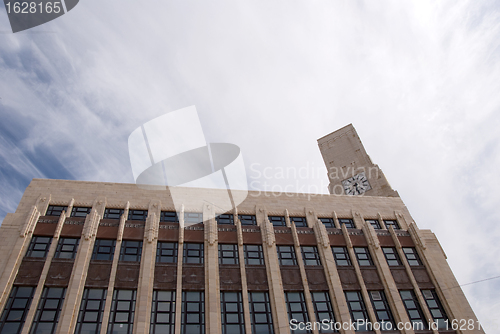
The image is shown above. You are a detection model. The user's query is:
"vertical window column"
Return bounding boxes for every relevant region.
[107,289,136,334]
[0,286,35,334]
[29,287,66,334]
[248,292,274,334]
[181,291,204,334]
[220,292,245,334]
[400,290,427,330]
[285,292,310,334]
[75,288,107,334]
[150,290,175,334]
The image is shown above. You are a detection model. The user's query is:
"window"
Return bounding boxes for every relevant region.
[338,218,355,229]
[0,286,35,334]
[402,248,422,266]
[353,247,373,266]
[183,243,204,264]
[400,290,426,330]
[319,217,335,228]
[239,215,256,226]
[156,242,178,263]
[345,291,370,331]
[290,217,307,227]
[368,291,395,330]
[216,214,234,225]
[382,247,401,266]
[184,212,203,225]
[220,292,245,334]
[310,292,336,333]
[150,290,175,334]
[332,247,351,266]
[29,287,66,334]
[45,205,66,217]
[54,237,80,259]
[71,207,91,218]
[219,244,239,265]
[365,219,381,229]
[160,211,179,223]
[119,240,143,262]
[25,236,52,258]
[181,291,204,334]
[384,220,400,230]
[301,246,321,266]
[422,290,448,329]
[107,289,136,334]
[103,208,124,220]
[285,292,310,334]
[248,292,273,334]
[75,288,107,334]
[91,239,116,261]
[277,245,297,265]
[128,209,148,221]
[244,245,264,265]
[268,216,285,227]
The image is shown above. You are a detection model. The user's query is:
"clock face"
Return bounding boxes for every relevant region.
[342,172,371,195]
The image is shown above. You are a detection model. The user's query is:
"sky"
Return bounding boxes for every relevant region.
[1,0,499,331]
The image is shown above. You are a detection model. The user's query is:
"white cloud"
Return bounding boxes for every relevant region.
[0,0,499,330]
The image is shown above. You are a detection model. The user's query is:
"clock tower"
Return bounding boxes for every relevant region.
[318,124,398,197]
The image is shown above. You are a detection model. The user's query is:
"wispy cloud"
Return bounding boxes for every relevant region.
[0,0,499,330]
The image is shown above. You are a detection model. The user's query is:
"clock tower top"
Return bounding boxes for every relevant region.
[317,124,398,197]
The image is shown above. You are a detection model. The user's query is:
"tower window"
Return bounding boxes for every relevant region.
[402,248,422,266]
[384,220,400,230]
[218,244,239,265]
[353,247,373,266]
[75,288,107,334]
[244,245,264,265]
[365,219,381,229]
[345,291,370,331]
[301,246,321,266]
[107,289,136,334]
[184,213,203,225]
[248,292,274,334]
[183,243,204,264]
[238,215,257,226]
[285,292,310,334]
[160,211,179,223]
[103,208,124,220]
[25,236,52,258]
[150,290,175,334]
[268,216,286,227]
[71,207,92,218]
[382,247,402,266]
[45,205,66,217]
[92,239,116,261]
[181,291,204,334]
[311,291,337,333]
[290,217,307,227]
[220,292,245,334]
[319,217,335,228]
[338,218,355,229]
[422,290,448,329]
[54,237,80,259]
[119,241,143,262]
[156,242,178,263]
[0,286,35,334]
[216,214,234,225]
[332,247,351,266]
[400,290,427,330]
[29,287,66,334]
[128,210,148,221]
[368,290,395,330]
[277,245,297,266]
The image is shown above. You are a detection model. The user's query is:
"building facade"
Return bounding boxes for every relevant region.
[0,125,484,334]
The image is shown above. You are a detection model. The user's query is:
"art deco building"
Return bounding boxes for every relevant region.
[0,124,483,334]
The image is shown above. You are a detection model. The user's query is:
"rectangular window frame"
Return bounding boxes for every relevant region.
[345,291,370,331]
[238,215,257,226]
[0,286,35,334]
[119,240,143,262]
[54,237,80,260]
[382,247,402,266]
[338,218,355,229]
[422,289,448,329]
[277,245,297,266]
[353,247,374,266]
[107,289,136,334]
[384,220,400,230]
[310,291,337,333]
[244,245,265,265]
[103,208,124,220]
[248,292,274,334]
[368,290,395,330]
[218,244,239,265]
[290,217,307,227]
[71,207,92,218]
[268,216,286,227]
[128,209,148,221]
[45,205,66,217]
[91,239,116,261]
[25,236,52,258]
[181,291,204,334]
[319,217,335,228]
[365,219,381,229]
[75,288,107,334]
[160,211,179,223]
[156,242,178,264]
[285,292,310,334]
[400,290,427,330]
[402,247,422,266]
[301,246,321,266]
[183,243,204,264]
[220,291,245,334]
[216,214,234,225]
[332,247,352,266]
[29,287,66,334]
[184,212,203,225]
[150,290,176,334]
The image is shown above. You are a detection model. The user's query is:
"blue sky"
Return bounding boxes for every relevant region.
[1,0,499,330]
